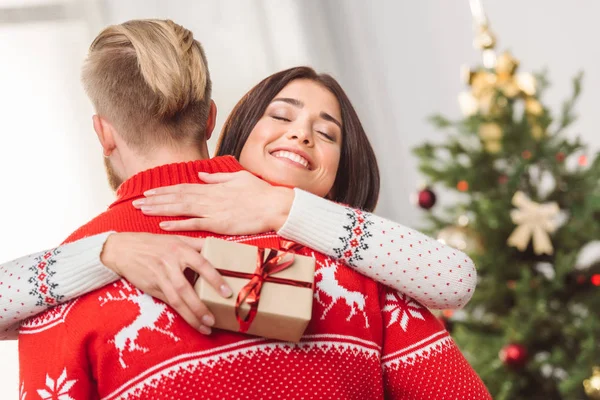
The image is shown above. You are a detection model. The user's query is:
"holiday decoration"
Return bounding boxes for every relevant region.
[499,343,528,369]
[437,225,481,254]
[411,0,600,397]
[575,241,600,270]
[457,180,469,192]
[414,187,437,210]
[506,191,560,255]
[584,367,600,400]
[478,122,503,153]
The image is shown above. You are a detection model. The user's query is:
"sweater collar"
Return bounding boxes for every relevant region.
[110,156,243,208]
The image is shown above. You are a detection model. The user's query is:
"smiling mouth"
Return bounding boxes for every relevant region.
[270,150,311,170]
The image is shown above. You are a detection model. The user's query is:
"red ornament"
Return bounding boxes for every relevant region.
[579,155,588,167]
[591,274,600,286]
[555,152,565,163]
[457,180,469,192]
[499,343,528,368]
[416,187,437,210]
[498,175,509,185]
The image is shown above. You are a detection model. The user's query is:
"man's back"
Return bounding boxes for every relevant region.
[19,157,491,400]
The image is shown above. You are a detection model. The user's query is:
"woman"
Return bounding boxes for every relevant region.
[1,67,476,340]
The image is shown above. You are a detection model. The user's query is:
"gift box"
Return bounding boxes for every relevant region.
[194,237,315,342]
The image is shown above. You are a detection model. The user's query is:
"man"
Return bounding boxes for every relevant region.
[19,19,490,399]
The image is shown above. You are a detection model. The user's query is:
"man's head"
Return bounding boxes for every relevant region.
[82,19,215,190]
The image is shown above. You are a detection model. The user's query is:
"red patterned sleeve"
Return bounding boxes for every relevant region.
[379,289,491,399]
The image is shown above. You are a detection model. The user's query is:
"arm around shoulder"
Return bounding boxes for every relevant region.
[0,231,118,339]
[278,188,477,310]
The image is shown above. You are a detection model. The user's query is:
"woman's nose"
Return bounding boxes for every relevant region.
[287,128,313,146]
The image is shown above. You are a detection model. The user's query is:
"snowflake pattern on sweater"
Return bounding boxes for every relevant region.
[27,249,63,307]
[333,209,374,263]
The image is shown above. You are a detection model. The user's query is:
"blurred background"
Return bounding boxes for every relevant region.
[1,0,600,398]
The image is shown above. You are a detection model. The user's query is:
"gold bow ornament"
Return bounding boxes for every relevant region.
[506,191,561,255]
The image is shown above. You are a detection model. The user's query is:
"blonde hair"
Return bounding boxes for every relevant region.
[82,19,211,149]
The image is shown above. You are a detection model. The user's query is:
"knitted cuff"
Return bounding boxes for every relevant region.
[277,188,348,255]
[51,232,120,300]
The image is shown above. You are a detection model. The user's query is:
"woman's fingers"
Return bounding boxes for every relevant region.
[159,218,213,232]
[143,183,208,197]
[157,271,211,334]
[173,235,205,251]
[198,171,241,183]
[134,192,202,207]
[184,249,233,299]
[166,264,215,333]
[139,202,202,217]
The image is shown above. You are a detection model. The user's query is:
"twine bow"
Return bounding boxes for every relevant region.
[506,191,560,255]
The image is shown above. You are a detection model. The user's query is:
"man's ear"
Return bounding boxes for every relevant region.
[93,115,116,157]
[205,100,217,141]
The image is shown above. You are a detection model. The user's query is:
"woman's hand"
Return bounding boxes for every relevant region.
[100,232,233,335]
[133,171,294,235]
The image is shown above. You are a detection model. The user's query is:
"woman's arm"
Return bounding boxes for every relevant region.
[0,232,117,340]
[278,189,477,310]
[0,232,231,339]
[139,171,477,310]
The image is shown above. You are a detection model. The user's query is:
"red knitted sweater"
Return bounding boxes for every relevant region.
[18,156,490,399]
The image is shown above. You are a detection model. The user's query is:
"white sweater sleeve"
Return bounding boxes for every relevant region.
[0,232,118,340]
[278,189,477,310]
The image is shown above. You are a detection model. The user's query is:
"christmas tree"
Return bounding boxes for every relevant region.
[412,6,600,400]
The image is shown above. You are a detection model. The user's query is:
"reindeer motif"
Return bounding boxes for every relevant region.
[314,259,370,328]
[98,281,180,368]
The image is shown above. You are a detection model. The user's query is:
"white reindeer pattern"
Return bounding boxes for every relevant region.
[314,258,370,328]
[98,281,180,368]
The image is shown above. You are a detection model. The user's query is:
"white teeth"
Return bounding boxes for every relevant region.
[272,150,309,168]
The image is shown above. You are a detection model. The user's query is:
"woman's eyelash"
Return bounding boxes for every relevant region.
[319,132,334,141]
[271,116,290,122]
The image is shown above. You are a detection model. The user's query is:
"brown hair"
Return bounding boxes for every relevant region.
[81,19,212,150]
[216,66,380,211]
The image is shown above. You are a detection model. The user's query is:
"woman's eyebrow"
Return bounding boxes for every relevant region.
[272,97,303,107]
[321,112,341,129]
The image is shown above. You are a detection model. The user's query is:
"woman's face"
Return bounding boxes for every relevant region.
[239,79,343,197]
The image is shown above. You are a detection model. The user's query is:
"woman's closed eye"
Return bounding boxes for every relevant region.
[271,115,291,122]
[318,131,335,141]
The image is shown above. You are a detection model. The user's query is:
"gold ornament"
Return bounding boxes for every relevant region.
[507,191,560,255]
[516,73,537,96]
[525,98,544,116]
[530,124,545,140]
[478,122,503,153]
[584,367,600,400]
[494,52,521,98]
[473,24,496,50]
[461,47,542,118]
[458,91,479,117]
[437,225,482,253]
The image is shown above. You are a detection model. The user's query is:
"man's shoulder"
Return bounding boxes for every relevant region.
[63,209,115,244]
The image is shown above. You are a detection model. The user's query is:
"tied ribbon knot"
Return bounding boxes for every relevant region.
[506,191,560,255]
[217,241,310,333]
